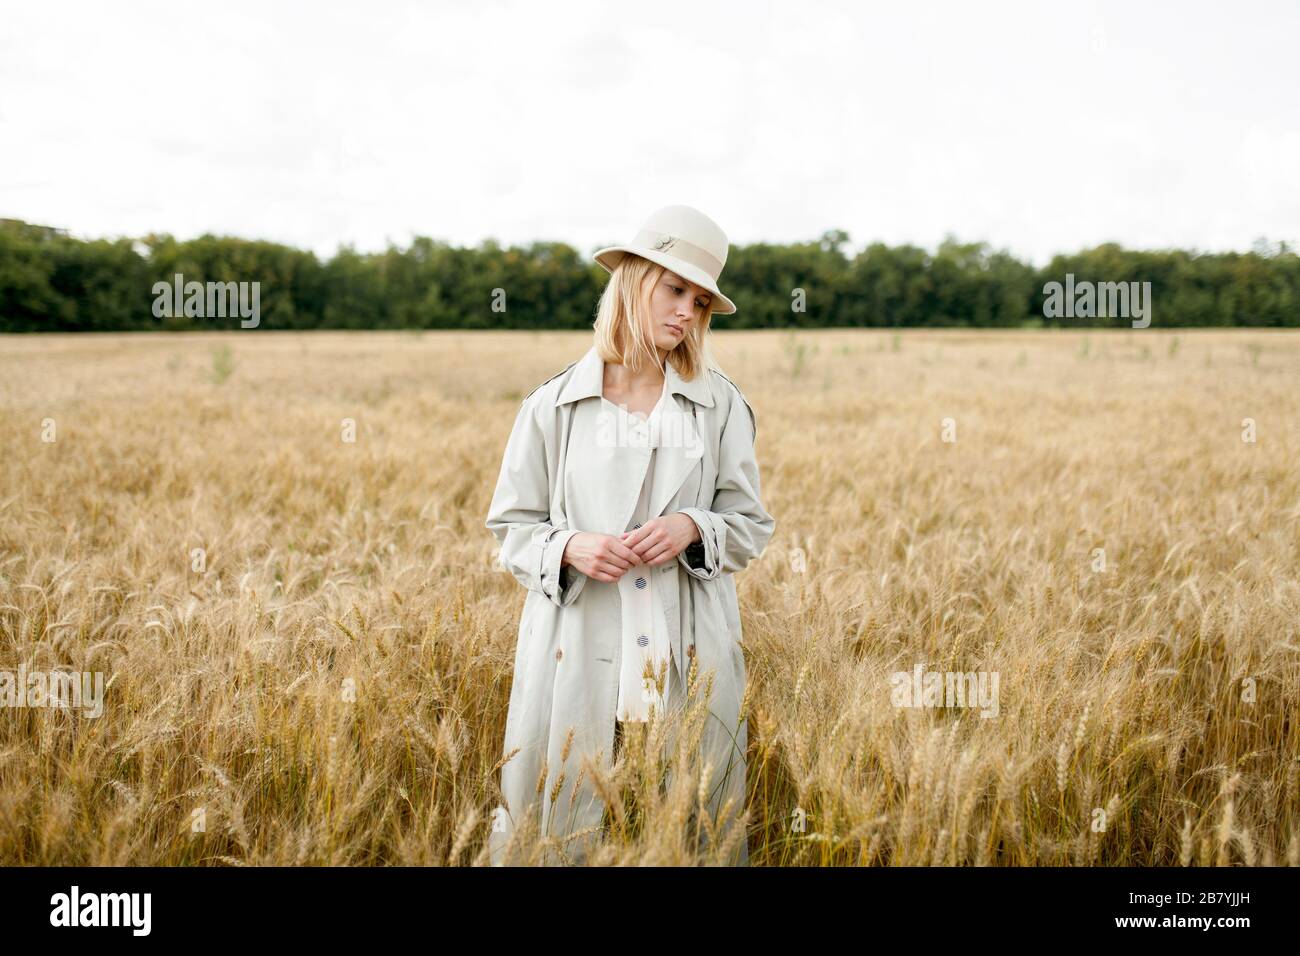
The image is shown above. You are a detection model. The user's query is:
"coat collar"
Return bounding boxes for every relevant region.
[554,346,715,408]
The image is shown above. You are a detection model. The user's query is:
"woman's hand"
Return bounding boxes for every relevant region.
[560,532,642,583]
[620,513,702,567]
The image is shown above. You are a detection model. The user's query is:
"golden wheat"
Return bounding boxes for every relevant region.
[0,328,1296,865]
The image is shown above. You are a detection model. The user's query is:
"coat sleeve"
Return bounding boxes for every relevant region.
[676,379,776,580]
[485,396,587,607]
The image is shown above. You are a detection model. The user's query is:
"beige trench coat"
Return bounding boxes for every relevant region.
[485,345,775,865]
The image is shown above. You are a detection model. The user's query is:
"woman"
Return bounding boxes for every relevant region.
[485,205,775,866]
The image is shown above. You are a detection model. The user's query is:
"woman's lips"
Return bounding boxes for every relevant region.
[666,323,683,335]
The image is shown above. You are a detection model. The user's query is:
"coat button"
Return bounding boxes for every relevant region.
[555,648,563,661]
[687,644,695,658]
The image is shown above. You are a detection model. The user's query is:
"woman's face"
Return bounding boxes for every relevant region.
[645,268,712,354]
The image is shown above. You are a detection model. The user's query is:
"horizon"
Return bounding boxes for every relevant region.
[4,215,1293,266]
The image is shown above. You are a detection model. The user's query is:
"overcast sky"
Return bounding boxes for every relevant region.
[3,0,1296,265]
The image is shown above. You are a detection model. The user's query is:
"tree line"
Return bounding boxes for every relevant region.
[1,218,1296,332]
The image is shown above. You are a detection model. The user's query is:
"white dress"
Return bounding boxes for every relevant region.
[609,380,680,723]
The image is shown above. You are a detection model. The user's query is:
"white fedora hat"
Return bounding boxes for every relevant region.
[593,204,737,314]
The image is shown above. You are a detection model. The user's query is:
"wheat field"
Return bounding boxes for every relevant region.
[0,328,1297,866]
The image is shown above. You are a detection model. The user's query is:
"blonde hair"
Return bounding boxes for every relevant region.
[592,254,717,380]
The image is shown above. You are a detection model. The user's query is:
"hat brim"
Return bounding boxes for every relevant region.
[593,246,736,315]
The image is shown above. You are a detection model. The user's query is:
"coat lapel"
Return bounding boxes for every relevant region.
[646,396,701,519]
[648,360,714,519]
[553,346,716,410]
[555,345,716,525]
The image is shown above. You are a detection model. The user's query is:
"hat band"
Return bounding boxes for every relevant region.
[630,229,724,279]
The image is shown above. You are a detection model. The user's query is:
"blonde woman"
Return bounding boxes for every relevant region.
[485,205,775,866]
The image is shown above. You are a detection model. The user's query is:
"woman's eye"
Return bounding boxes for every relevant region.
[671,286,683,294]
[696,300,708,309]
